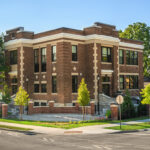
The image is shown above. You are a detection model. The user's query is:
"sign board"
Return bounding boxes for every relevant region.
[116,95,124,104]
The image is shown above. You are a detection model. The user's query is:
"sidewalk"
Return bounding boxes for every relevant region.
[0,119,149,135]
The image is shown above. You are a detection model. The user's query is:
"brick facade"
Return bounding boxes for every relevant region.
[4,22,144,114]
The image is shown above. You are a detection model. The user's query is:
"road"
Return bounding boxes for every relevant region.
[0,129,150,150]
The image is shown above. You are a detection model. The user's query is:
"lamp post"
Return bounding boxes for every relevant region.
[97,74,100,115]
[26,77,29,115]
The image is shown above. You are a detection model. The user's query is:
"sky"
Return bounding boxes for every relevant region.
[0,0,150,34]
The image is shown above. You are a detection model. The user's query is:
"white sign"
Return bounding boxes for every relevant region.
[116,95,124,104]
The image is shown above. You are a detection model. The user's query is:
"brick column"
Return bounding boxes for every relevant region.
[49,101,54,108]
[2,104,8,118]
[90,101,95,115]
[110,103,118,120]
[28,101,34,115]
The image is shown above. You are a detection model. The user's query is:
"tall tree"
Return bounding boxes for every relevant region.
[140,84,150,122]
[0,33,7,84]
[119,22,150,76]
[77,78,90,120]
[14,86,30,120]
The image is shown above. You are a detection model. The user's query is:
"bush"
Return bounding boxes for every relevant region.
[137,102,148,116]
[121,89,136,119]
[105,110,111,119]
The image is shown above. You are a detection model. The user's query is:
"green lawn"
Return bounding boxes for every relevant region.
[106,122,150,131]
[0,116,148,129]
[0,124,32,131]
[0,118,110,129]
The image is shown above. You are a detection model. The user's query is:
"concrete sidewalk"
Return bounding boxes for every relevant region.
[0,119,149,135]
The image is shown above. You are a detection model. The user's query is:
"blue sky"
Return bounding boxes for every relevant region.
[1,0,150,34]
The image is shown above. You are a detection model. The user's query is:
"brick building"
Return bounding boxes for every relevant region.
[4,22,144,114]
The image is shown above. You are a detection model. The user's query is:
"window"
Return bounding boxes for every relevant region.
[34,49,39,72]
[126,50,138,65]
[41,102,47,106]
[12,77,17,84]
[10,50,17,65]
[34,102,39,106]
[12,85,17,94]
[51,46,56,62]
[72,45,77,61]
[126,76,138,89]
[41,84,47,93]
[101,47,111,62]
[119,50,124,64]
[41,48,46,72]
[34,84,39,93]
[102,76,110,82]
[52,76,57,93]
[72,76,78,93]
[119,76,124,90]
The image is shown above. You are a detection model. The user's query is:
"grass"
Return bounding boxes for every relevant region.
[0,118,111,129]
[0,116,148,129]
[0,124,32,131]
[106,122,150,131]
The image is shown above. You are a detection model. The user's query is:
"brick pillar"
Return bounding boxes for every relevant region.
[28,101,34,115]
[2,104,8,118]
[110,104,118,120]
[75,102,79,110]
[90,101,95,115]
[49,101,54,108]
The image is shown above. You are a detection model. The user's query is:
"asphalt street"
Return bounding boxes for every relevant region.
[0,129,150,150]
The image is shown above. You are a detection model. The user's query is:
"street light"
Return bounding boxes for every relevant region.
[26,77,29,115]
[97,74,100,115]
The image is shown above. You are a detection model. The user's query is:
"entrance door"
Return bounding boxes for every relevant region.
[102,84,110,96]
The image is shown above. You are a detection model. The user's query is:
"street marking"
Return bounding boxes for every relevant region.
[93,145,112,150]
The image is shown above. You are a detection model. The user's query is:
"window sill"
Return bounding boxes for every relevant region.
[52,93,58,95]
[71,61,78,63]
[52,62,56,64]
[41,72,47,74]
[120,89,139,91]
[33,93,47,95]
[126,65,139,67]
[72,93,78,95]
[101,62,112,64]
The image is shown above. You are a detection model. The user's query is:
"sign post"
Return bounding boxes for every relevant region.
[116,95,124,129]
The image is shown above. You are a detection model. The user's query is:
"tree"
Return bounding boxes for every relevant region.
[121,89,135,119]
[0,84,11,104]
[77,78,90,120]
[0,34,7,84]
[14,86,30,120]
[140,84,150,122]
[119,22,150,76]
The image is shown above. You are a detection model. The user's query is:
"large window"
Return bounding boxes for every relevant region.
[41,84,47,93]
[51,46,56,62]
[52,76,57,93]
[12,85,17,94]
[72,45,77,61]
[119,50,124,64]
[41,48,46,72]
[10,50,17,65]
[101,47,111,62]
[126,75,138,89]
[72,76,78,93]
[34,49,39,72]
[119,75,124,90]
[34,84,39,93]
[126,50,138,65]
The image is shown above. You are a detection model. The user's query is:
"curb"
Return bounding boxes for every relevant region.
[111,128,150,134]
[64,131,83,134]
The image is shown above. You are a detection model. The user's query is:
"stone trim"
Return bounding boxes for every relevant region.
[20,45,24,86]
[93,42,98,102]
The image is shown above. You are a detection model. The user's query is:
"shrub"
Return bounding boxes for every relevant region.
[105,110,111,119]
[121,89,136,119]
